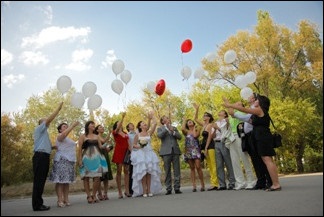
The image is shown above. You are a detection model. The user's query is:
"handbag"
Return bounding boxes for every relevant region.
[270,117,282,148]
[123,149,131,165]
[272,133,282,148]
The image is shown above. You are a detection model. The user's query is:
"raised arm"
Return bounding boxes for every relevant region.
[57,121,80,142]
[193,103,204,126]
[45,102,63,127]
[116,112,126,132]
[222,97,263,116]
[148,118,157,136]
[181,117,188,135]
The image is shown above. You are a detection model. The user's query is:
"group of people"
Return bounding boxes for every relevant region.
[32,92,281,212]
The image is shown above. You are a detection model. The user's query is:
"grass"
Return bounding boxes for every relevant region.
[1,169,211,200]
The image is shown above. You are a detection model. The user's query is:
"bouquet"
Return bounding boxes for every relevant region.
[139,139,148,148]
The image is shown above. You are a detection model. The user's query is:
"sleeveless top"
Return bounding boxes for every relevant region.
[251,113,273,140]
[200,130,215,150]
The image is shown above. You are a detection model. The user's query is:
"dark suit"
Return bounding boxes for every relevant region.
[157,125,182,192]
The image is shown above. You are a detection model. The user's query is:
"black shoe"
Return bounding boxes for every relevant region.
[217,187,227,191]
[175,190,182,194]
[165,190,172,195]
[251,185,266,190]
[207,186,218,191]
[227,185,234,190]
[34,205,50,211]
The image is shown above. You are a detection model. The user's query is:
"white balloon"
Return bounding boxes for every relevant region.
[146,81,156,93]
[111,79,124,95]
[57,75,72,94]
[224,50,237,64]
[234,74,248,89]
[82,81,97,98]
[194,68,205,79]
[120,70,132,84]
[88,94,102,110]
[205,52,216,62]
[112,59,125,76]
[71,92,85,108]
[240,87,253,100]
[181,66,192,80]
[245,71,257,84]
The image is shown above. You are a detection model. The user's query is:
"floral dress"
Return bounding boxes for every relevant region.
[184,134,201,162]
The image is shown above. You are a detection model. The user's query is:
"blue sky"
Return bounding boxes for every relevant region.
[1,1,323,115]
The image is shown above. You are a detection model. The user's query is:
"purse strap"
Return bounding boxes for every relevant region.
[269,116,277,131]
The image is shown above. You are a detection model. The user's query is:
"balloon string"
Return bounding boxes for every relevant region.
[181,53,184,68]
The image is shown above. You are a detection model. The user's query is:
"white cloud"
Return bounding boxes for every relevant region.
[101,49,117,68]
[41,5,53,25]
[21,26,91,49]
[20,51,49,66]
[2,74,25,88]
[1,49,13,66]
[65,49,93,71]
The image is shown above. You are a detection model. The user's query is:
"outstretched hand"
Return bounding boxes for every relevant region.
[222,96,231,108]
[192,103,199,110]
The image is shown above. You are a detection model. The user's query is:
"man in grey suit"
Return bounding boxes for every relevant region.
[157,115,182,195]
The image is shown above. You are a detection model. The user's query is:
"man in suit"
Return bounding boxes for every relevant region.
[157,115,182,195]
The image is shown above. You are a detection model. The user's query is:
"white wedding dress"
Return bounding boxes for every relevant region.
[131,135,162,197]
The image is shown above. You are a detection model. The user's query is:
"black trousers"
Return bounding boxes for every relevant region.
[32,152,50,210]
[245,133,272,188]
[129,163,133,194]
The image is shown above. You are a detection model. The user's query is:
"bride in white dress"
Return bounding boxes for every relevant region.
[131,115,162,197]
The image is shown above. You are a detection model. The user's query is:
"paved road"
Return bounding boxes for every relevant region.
[1,173,323,216]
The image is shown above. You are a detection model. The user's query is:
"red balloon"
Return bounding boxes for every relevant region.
[155,79,166,96]
[181,39,193,53]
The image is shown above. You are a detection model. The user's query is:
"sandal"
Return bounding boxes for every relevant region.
[87,195,93,204]
[103,194,109,200]
[57,201,65,208]
[64,201,71,206]
[124,192,132,197]
[97,193,104,201]
[92,196,99,203]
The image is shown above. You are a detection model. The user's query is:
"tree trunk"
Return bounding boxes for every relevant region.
[295,143,305,173]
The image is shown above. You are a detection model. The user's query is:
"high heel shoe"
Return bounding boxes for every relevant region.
[64,201,71,206]
[103,193,109,200]
[97,193,104,201]
[57,201,65,207]
[124,192,132,197]
[87,195,93,204]
[92,196,99,203]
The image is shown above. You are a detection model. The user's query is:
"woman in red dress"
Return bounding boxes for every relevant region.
[112,112,131,198]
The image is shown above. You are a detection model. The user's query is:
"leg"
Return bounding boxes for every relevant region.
[215,142,226,188]
[97,180,104,200]
[116,163,123,198]
[188,160,196,190]
[146,174,152,195]
[32,153,50,210]
[162,155,172,192]
[262,156,281,189]
[141,174,147,195]
[172,154,181,191]
[83,177,93,203]
[206,148,218,189]
[194,158,205,190]
[92,177,101,202]
[57,183,65,207]
[222,145,236,188]
[63,184,70,206]
[123,164,130,196]
[103,179,109,200]
[229,137,246,189]
[129,163,134,195]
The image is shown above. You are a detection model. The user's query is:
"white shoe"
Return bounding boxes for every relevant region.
[143,194,148,197]
[148,193,153,197]
[234,185,245,190]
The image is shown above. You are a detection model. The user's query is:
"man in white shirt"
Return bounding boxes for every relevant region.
[214,110,236,190]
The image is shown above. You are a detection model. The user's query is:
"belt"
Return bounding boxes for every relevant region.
[34,151,50,155]
[215,140,221,142]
